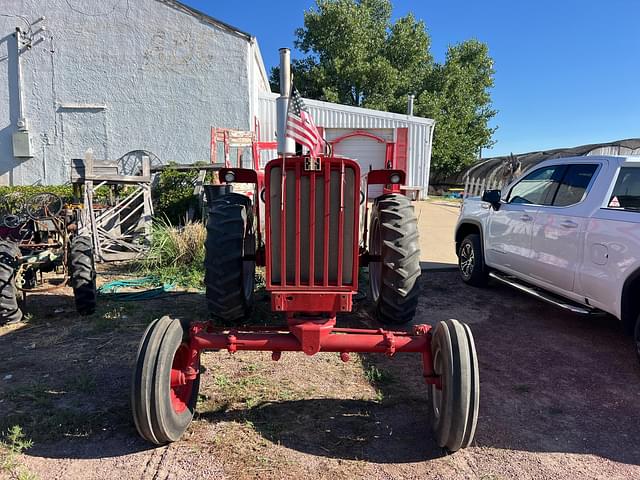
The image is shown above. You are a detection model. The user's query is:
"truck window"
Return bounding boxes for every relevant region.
[507,165,565,205]
[552,164,598,207]
[608,167,640,211]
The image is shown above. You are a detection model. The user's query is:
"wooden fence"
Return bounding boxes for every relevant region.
[462,176,505,199]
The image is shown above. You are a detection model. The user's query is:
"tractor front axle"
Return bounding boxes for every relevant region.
[187,321,440,388]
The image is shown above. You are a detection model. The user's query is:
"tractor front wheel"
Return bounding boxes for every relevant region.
[69,235,97,315]
[0,240,21,325]
[131,316,201,445]
[428,319,479,452]
[634,312,640,364]
[205,193,255,325]
[368,194,421,325]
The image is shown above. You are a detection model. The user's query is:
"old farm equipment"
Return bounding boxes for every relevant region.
[131,49,479,452]
[0,192,96,324]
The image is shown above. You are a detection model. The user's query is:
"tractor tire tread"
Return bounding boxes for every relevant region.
[369,194,421,325]
[70,235,97,315]
[0,240,21,324]
[205,194,255,324]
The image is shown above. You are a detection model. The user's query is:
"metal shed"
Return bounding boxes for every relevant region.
[257,92,435,199]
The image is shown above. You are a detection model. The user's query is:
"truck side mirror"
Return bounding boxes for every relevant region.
[482,189,502,210]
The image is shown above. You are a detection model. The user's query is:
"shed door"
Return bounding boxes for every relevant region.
[331,134,387,199]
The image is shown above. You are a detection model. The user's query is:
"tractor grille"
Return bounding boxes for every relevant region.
[266,157,360,289]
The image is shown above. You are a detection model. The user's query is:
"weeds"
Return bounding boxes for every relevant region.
[364,365,392,385]
[140,218,206,288]
[0,425,37,480]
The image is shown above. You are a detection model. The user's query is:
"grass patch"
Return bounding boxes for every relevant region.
[140,218,206,288]
[364,365,393,385]
[202,371,293,414]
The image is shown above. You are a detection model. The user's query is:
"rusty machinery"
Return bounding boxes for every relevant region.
[0,192,96,325]
[131,49,479,452]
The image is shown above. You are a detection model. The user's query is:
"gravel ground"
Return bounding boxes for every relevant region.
[1,270,639,479]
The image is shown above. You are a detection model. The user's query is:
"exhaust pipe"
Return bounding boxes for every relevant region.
[407,94,415,116]
[276,48,295,156]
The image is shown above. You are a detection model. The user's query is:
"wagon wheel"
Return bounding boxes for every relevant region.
[131,316,201,445]
[25,192,63,219]
[428,319,479,452]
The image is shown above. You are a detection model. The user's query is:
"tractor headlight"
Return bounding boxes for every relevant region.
[389,173,401,184]
[224,171,236,183]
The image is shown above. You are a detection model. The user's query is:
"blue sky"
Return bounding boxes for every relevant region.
[186,0,640,158]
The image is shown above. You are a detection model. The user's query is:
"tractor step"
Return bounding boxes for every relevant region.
[488,271,598,315]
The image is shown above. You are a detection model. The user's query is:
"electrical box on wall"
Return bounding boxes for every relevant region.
[12,130,33,158]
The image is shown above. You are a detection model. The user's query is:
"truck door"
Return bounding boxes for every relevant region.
[529,164,599,292]
[485,165,565,273]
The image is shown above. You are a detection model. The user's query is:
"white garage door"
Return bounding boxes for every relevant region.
[331,134,387,199]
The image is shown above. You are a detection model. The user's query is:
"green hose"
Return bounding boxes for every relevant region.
[98,276,177,301]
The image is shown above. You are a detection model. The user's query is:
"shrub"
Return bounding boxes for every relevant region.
[152,168,199,225]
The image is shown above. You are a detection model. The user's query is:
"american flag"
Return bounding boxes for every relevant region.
[286,88,323,157]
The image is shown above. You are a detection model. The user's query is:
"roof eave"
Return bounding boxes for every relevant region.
[158,0,253,41]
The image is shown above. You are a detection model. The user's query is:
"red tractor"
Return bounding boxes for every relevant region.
[131,50,479,453]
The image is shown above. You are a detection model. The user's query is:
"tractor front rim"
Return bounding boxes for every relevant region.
[170,343,196,414]
[369,217,382,301]
[431,348,443,421]
[459,243,474,278]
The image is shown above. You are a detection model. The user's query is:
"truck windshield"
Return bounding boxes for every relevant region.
[608,167,640,211]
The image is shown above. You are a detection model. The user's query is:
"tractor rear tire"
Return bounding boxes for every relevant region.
[428,319,479,452]
[205,193,255,325]
[131,316,200,444]
[368,194,421,325]
[69,235,97,315]
[0,240,21,325]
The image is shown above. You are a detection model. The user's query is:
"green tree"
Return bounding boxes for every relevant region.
[417,40,497,179]
[271,0,497,179]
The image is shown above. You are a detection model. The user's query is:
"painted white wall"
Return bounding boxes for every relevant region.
[0,0,257,185]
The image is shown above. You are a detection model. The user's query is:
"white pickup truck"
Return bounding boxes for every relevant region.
[455,155,640,359]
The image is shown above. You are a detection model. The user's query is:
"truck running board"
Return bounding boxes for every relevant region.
[488,272,594,315]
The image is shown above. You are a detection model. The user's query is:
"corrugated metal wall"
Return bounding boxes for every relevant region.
[257,93,434,199]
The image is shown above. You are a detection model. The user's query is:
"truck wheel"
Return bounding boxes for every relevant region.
[428,319,479,452]
[69,236,97,315]
[368,193,421,325]
[205,193,255,325]
[458,234,489,287]
[131,316,200,444]
[0,240,21,325]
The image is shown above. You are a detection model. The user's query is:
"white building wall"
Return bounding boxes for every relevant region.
[257,92,434,198]
[0,0,255,185]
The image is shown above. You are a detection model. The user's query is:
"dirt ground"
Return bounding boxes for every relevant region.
[1,269,639,480]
